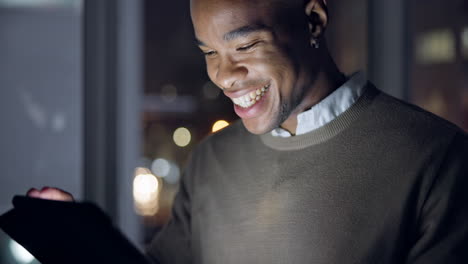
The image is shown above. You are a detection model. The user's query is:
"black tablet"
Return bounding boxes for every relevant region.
[0,196,150,264]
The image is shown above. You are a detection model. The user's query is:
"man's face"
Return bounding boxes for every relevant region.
[191,0,317,134]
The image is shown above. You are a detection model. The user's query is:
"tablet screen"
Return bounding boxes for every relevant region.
[0,196,150,264]
[0,228,41,264]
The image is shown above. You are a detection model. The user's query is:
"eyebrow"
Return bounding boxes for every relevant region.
[223,24,272,41]
[196,24,272,47]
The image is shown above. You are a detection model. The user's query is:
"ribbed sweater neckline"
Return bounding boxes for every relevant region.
[260,83,379,151]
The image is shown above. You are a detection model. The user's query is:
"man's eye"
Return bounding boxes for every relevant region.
[203,50,217,57]
[237,41,260,52]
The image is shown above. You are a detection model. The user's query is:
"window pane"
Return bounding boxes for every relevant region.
[409,0,468,130]
[0,1,82,263]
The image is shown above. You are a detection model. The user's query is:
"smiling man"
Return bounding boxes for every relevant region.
[193,0,344,135]
[144,0,468,263]
[27,0,468,263]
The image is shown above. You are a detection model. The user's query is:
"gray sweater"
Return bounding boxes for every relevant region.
[147,84,468,264]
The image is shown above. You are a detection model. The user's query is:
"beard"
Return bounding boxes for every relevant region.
[275,84,306,130]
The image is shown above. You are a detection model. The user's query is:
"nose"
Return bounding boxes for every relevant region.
[215,57,248,90]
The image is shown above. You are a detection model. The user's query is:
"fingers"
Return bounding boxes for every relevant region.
[26,188,41,198]
[26,187,74,202]
[39,187,74,201]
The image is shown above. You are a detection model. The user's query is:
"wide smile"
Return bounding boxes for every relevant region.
[231,84,270,108]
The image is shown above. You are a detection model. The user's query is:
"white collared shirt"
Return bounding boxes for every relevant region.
[271,72,366,137]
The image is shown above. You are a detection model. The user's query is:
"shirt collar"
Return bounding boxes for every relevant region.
[271,72,366,137]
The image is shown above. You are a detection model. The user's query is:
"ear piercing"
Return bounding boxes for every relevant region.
[310,38,320,49]
[308,13,321,49]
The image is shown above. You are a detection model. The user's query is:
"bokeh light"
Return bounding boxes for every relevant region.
[151,158,171,177]
[212,120,229,133]
[161,83,178,103]
[462,27,468,58]
[133,167,161,216]
[173,127,191,147]
[164,163,180,184]
[151,158,181,184]
[415,29,455,64]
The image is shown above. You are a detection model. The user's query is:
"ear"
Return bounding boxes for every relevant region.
[304,0,328,39]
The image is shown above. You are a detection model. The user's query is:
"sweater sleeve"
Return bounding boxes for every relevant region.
[406,132,468,264]
[145,153,195,264]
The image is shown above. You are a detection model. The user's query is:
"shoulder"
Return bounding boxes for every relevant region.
[348,84,467,172]
[368,86,465,145]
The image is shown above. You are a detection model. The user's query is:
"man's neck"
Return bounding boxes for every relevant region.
[280,59,346,135]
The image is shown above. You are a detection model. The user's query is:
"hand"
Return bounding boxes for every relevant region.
[26,187,75,202]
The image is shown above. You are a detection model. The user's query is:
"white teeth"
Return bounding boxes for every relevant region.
[232,85,269,108]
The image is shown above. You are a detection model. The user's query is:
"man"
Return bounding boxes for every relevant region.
[30,0,468,263]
